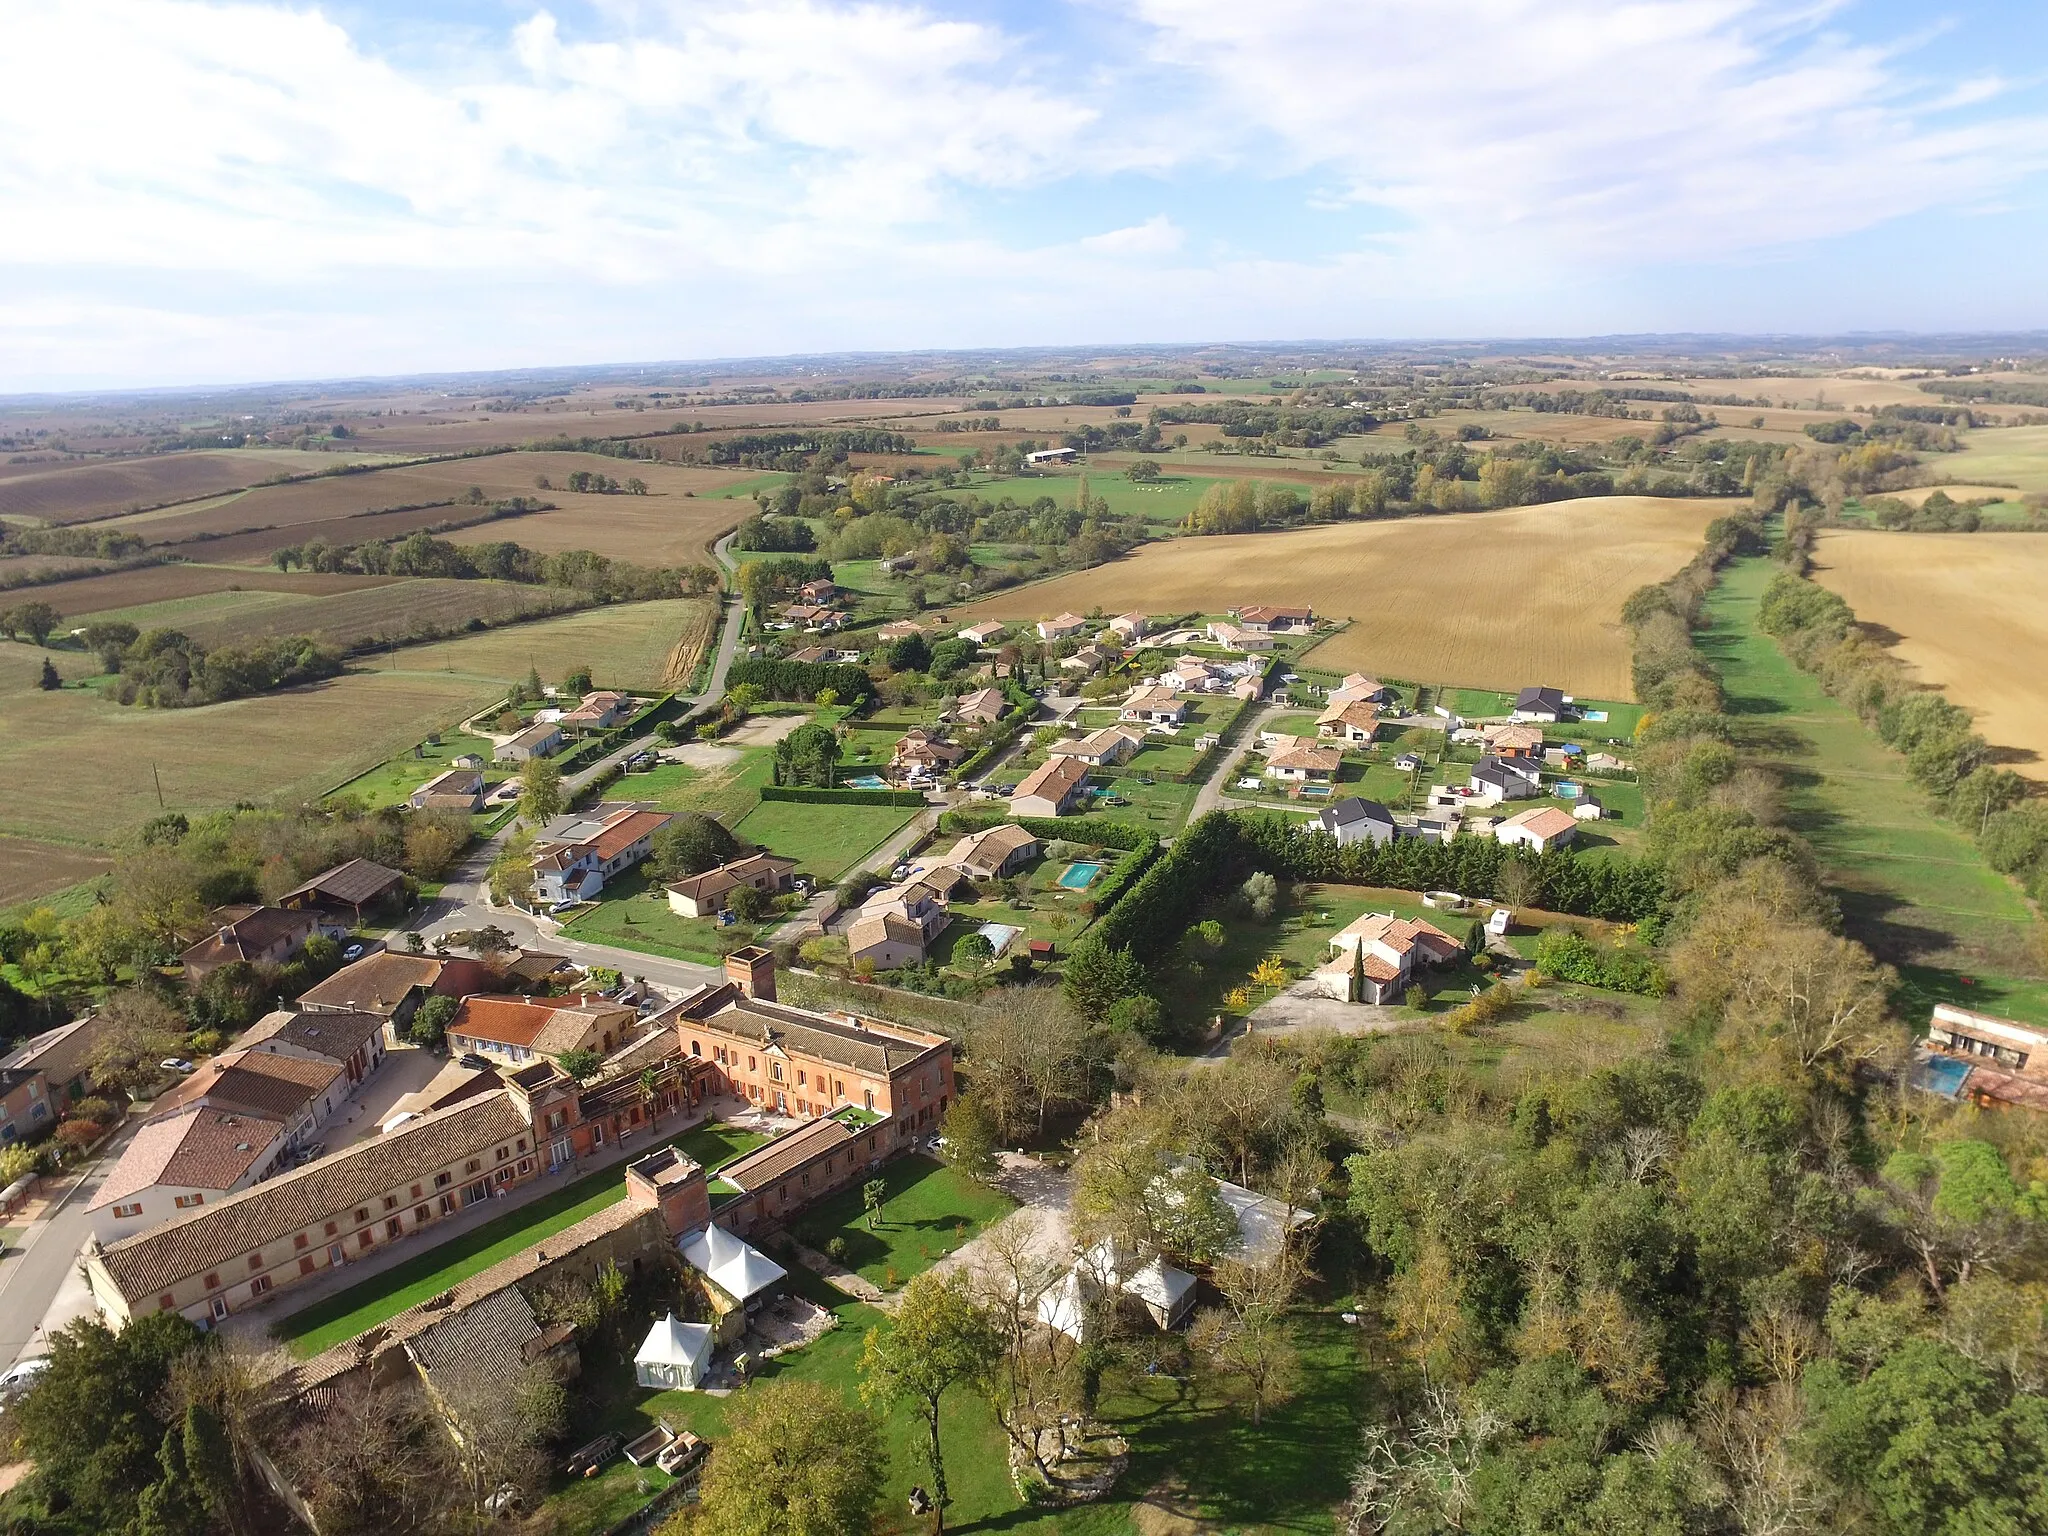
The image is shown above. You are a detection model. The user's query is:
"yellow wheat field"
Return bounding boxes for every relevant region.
[1812,530,2048,779]
[958,497,1726,700]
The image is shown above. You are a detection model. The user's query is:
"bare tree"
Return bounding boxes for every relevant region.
[1346,1382,1503,1535]
[1188,1257,1302,1426]
[279,1377,461,1536]
[966,988,1102,1140]
[967,1212,1080,1473]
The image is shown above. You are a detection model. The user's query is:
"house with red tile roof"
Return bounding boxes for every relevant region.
[444,995,641,1067]
[529,803,674,904]
[1312,912,1465,1004]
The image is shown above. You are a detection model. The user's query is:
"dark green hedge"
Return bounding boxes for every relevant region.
[760,785,926,808]
[726,657,875,703]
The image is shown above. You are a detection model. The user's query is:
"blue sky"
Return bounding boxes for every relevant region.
[1,0,2045,389]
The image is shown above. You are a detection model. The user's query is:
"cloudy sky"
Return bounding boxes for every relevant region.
[2,0,2045,389]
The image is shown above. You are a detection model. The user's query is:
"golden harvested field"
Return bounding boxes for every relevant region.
[958,497,1727,699]
[78,579,581,653]
[1887,484,2024,507]
[35,564,395,618]
[0,836,112,909]
[378,597,716,692]
[1811,530,2048,779]
[0,449,406,525]
[169,505,500,565]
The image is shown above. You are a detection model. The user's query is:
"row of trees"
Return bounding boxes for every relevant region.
[271,529,716,602]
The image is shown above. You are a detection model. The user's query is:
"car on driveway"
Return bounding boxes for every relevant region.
[159,1057,195,1074]
[343,943,365,961]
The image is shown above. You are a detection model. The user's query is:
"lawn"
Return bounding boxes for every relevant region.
[1701,557,2047,1019]
[326,730,501,810]
[562,865,779,965]
[733,798,920,881]
[789,1154,1016,1289]
[273,1120,768,1356]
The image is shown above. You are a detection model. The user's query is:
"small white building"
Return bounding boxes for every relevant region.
[1494,806,1580,853]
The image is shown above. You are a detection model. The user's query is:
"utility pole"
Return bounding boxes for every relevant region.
[152,763,164,808]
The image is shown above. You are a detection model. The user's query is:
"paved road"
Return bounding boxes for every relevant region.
[1187,702,1279,821]
[0,1119,142,1368]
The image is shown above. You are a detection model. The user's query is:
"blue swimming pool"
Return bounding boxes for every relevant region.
[844,775,889,789]
[1057,861,1103,889]
[1915,1054,1973,1098]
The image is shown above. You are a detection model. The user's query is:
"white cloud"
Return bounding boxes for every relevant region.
[1077,216,1185,255]
[1118,0,2048,267]
[0,0,2042,384]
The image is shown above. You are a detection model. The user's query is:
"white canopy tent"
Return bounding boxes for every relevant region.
[680,1223,787,1306]
[634,1312,715,1390]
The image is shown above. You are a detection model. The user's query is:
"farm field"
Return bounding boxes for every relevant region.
[0,640,497,842]
[0,836,113,909]
[1949,424,2048,495]
[958,496,1726,700]
[1884,483,2027,507]
[128,502,512,565]
[1700,557,2046,1020]
[83,450,767,555]
[1809,530,2048,779]
[23,562,398,619]
[0,447,409,525]
[75,577,581,654]
[381,596,716,691]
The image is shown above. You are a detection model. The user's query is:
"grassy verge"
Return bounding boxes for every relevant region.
[274,1121,768,1355]
[1700,557,2046,1020]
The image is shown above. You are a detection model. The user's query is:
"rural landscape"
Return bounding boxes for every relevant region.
[4,0,2048,1529]
[4,336,2048,1536]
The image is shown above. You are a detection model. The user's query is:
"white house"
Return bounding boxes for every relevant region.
[1037,612,1087,641]
[1047,726,1143,768]
[1107,612,1149,641]
[1469,757,1541,803]
[1494,806,1580,853]
[1309,911,1464,1004]
[1264,743,1342,784]
[1206,621,1276,653]
[1234,604,1315,634]
[529,805,673,904]
[848,880,952,970]
[1120,684,1188,725]
[1512,686,1571,723]
[1010,756,1090,818]
[85,1105,288,1244]
[1316,699,1381,746]
[957,621,1006,645]
[495,721,564,763]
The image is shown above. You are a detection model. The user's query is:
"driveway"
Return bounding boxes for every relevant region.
[920,1152,1076,1306]
[1187,701,1279,821]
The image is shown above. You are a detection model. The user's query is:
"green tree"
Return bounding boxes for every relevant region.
[774,721,842,788]
[862,1178,888,1231]
[12,599,61,645]
[861,1272,1004,1532]
[1062,942,1148,1017]
[37,657,61,690]
[691,1379,882,1536]
[649,812,741,879]
[555,1047,604,1081]
[941,1093,1000,1182]
[6,1312,203,1529]
[729,883,771,923]
[518,755,564,824]
[408,993,458,1048]
[1806,1336,2048,1536]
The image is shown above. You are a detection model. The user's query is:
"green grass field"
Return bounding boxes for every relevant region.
[789,1154,1016,1288]
[561,865,779,964]
[273,1120,769,1356]
[326,730,502,809]
[732,798,919,880]
[1701,557,2046,1019]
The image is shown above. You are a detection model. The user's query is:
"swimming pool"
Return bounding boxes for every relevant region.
[1057,861,1104,889]
[844,775,889,790]
[1914,1054,1973,1098]
[976,921,1023,956]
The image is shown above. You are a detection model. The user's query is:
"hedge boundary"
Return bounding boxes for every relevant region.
[760,785,927,808]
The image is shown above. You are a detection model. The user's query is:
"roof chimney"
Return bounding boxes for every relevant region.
[724,946,776,1002]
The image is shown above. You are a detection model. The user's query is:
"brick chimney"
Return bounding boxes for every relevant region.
[724,945,776,1001]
